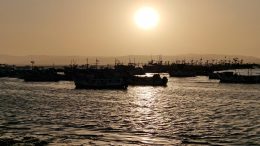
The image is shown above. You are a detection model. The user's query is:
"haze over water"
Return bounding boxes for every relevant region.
[0,76,259,145]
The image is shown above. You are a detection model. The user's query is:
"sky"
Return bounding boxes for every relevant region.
[0,0,259,57]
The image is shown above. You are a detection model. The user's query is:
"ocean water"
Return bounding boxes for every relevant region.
[0,76,259,145]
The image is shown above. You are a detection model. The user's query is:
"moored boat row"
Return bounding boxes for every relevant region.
[1,62,259,90]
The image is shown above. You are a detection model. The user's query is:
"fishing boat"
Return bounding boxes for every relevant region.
[128,74,168,86]
[74,78,128,89]
[22,69,61,82]
[218,72,260,84]
[73,69,128,89]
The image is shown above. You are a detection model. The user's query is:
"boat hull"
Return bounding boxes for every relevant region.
[218,72,260,84]
[75,84,127,89]
[74,79,128,90]
[220,76,260,84]
[128,74,168,86]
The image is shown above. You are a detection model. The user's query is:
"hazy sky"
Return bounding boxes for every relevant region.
[0,0,259,57]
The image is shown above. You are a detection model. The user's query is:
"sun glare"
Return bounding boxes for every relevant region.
[134,7,159,30]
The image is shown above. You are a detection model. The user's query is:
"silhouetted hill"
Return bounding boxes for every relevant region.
[0,54,259,66]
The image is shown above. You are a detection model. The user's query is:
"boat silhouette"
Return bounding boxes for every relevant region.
[73,69,128,89]
[128,74,168,86]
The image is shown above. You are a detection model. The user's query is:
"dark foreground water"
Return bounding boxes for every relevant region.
[0,76,259,146]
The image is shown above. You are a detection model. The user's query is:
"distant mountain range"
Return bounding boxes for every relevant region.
[0,54,259,66]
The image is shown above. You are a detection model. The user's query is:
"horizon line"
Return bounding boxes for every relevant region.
[0,53,259,59]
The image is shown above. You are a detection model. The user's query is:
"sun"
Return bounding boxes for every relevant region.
[134,7,159,30]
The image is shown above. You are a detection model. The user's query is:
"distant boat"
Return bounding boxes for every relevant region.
[169,71,196,77]
[218,72,260,84]
[23,69,61,82]
[73,69,128,89]
[128,74,168,86]
[143,59,169,73]
[114,64,145,75]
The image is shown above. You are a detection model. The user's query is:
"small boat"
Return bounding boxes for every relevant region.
[218,72,260,84]
[128,74,168,86]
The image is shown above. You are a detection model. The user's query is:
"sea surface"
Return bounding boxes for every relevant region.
[0,75,259,145]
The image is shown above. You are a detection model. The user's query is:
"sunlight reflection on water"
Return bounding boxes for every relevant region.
[0,77,259,145]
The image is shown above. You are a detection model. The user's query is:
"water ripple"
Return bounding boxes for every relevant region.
[0,77,259,145]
